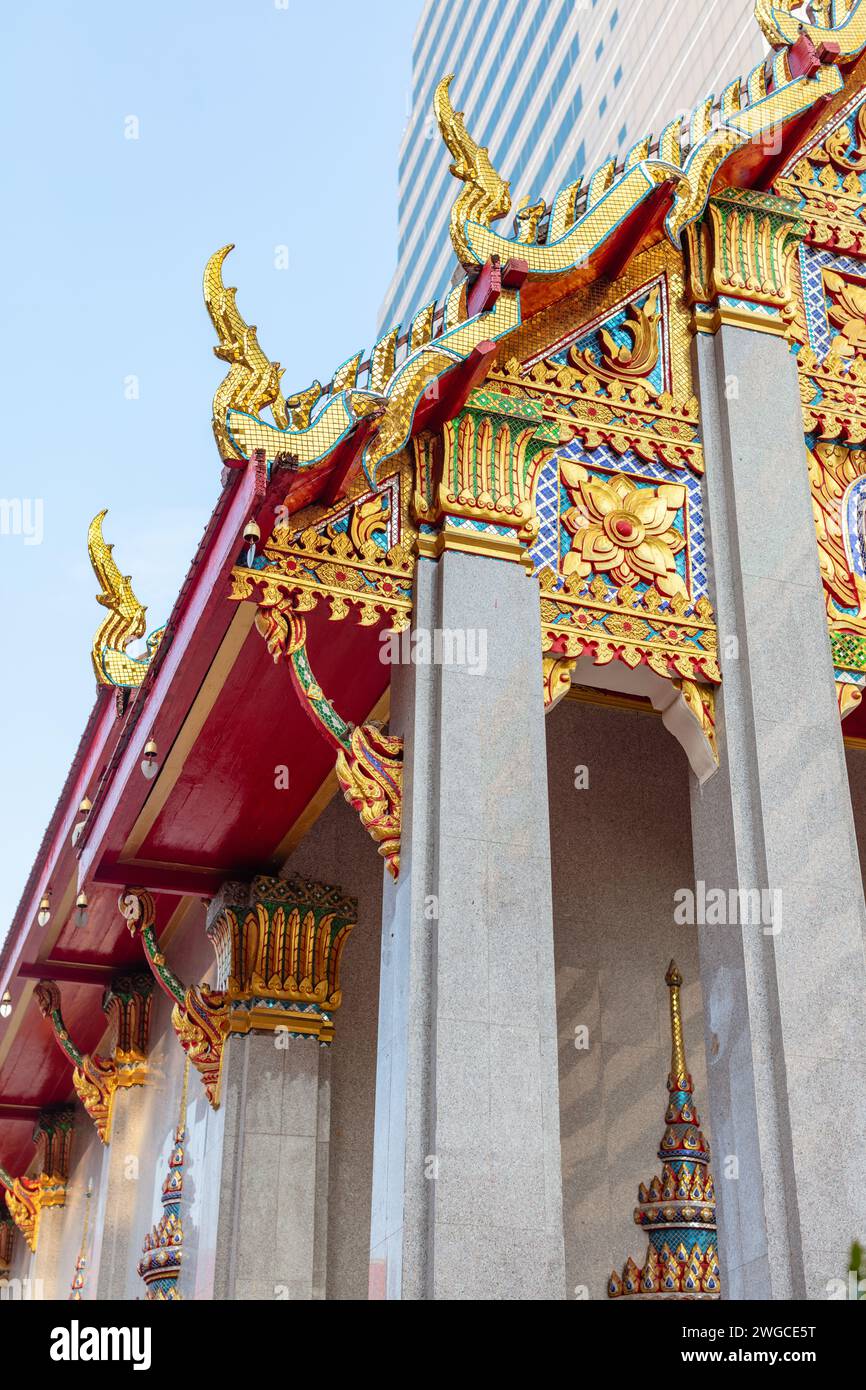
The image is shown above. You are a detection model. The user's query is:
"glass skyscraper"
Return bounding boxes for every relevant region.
[380,0,765,330]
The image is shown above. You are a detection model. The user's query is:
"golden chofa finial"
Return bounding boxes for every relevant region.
[203,244,289,460]
[87,511,147,686]
[665,959,688,1084]
[433,74,511,264]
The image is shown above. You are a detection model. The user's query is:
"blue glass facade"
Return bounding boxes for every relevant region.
[380,0,764,331]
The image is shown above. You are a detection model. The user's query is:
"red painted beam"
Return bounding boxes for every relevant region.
[467,257,503,318]
[0,1105,40,1122]
[502,258,529,291]
[318,412,383,506]
[412,341,499,436]
[17,962,113,986]
[92,858,223,899]
[602,181,678,284]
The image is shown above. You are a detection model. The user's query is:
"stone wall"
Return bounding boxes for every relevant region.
[547,694,708,1300]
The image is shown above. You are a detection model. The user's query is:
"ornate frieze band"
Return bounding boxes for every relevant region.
[770,79,866,717]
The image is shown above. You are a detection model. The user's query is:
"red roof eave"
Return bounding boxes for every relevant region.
[74,453,270,893]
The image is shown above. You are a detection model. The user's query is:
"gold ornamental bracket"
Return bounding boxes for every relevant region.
[119,889,230,1110]
[34,976,151,1144]
[335,725,404,877]
[121,876,359,1105]
[0,1108,73,1253]
[205,874,358,1044]
[233,511,406,879]
[1,1169,63,1255]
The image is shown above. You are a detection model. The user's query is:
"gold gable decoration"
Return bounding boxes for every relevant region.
[770,75,866,720]
[776,102,866,255]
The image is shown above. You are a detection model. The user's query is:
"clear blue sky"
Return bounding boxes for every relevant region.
[0,0,421,933]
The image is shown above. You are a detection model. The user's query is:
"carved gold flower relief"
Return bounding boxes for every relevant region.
[825,270,866,358]
[561,460,688,598]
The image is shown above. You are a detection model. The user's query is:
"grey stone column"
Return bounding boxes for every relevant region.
[212,1034,330,1300]
[94,1087,144,1299]
[691,321,866,1299]
[370,550,566,1300]
[30,1205,67,1300]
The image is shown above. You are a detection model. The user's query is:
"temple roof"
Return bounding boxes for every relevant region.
[3,0,866,1179]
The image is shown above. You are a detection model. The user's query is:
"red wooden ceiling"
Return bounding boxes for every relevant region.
[0,590,389,1179]
[136,602,389,875]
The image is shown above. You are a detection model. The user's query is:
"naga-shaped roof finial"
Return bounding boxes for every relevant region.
[203,244,290,460]
[87,511,149,687]
[433,74,511,264]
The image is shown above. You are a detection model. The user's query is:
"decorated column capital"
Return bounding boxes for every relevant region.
[685,186,806,339]
[121,876,356,1110]
[0,1212,14,1270]
[206,873,357,1045]
[103,972,153,1065]
[412,386,562,563]
[0,1107,73,1253]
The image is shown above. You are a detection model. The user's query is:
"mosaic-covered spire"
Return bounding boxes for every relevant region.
[608,961,720,1299]
[137,1059,189,1300]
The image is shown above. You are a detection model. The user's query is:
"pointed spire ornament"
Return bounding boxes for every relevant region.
[137,1058,189,1300]
[608,961,720,1299]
